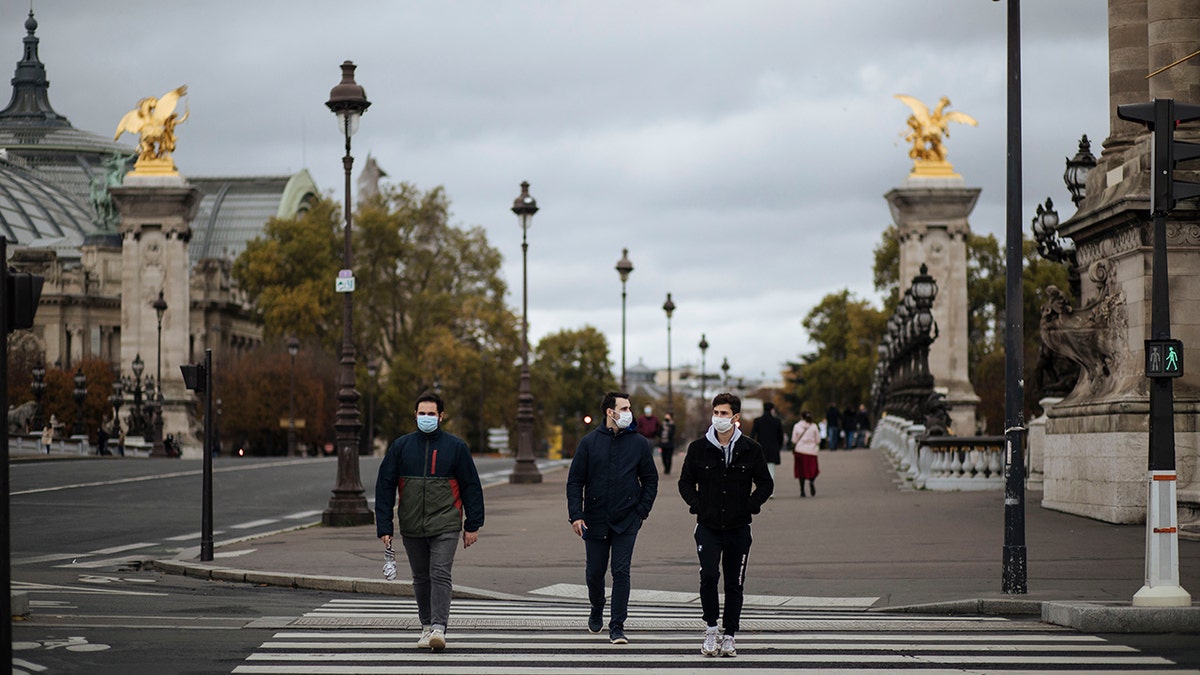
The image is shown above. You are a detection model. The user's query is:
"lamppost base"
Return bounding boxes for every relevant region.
[508,459,543,484]
[1133,584,1192,607]
[322,494,374,527]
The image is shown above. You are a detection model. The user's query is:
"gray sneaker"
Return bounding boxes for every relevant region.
[720,634,737,657]
[701,628,721,657]
[416,626,432,649]
[428,627,446,652]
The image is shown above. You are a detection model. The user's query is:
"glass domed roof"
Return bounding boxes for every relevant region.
[0,156,94,247]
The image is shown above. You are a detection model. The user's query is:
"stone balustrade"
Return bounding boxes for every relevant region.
[872,416,1005,491]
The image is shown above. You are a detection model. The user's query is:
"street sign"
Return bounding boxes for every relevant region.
[1145,339,1184,378]
[335,269,355,293]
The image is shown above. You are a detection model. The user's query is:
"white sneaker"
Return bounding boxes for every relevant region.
[720,634,737,657]
[428,627,446,652]
[701,627,721,657]
[416,626,432,649]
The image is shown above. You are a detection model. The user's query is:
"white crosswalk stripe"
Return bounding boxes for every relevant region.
[232,597,1185,673]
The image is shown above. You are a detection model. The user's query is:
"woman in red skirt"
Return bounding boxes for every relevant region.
[790,410,821,497]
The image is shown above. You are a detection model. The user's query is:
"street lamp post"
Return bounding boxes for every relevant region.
[287,336,300,457]
[365,359,379,455]
[109,377,124,440]
[323,59,374,525]
[721,357,730,391]
[698,334,708,403]
[151,290,167,457]
[662,293,675,415]
[510,181,543,484]
[72,367,86,438]
[615,249,633,391]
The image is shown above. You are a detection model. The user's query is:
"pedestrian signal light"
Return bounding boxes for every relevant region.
[6,268,44,333]
[1145,339,1184,378]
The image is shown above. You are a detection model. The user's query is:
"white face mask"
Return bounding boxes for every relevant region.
[644,407,652,416]
[712,416,734,433]
[614,411,633,428]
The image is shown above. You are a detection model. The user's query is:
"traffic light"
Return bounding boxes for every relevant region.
[5,267,44,333]
[1117,98,1200,213]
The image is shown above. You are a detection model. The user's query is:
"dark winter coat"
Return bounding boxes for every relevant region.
[375,428,484,539]
[566,424,659,539]
[678,430,774,531]
[750,412,785,464]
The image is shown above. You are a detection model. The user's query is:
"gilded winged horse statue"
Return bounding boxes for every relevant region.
[895,95,977,176]
[114,85,189,175]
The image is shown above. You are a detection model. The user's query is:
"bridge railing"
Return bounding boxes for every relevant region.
[872,416,1005,491]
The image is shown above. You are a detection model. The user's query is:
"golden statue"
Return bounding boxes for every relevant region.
[114,85,189,176]
[895,94,977,177]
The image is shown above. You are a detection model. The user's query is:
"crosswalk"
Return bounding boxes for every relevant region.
[231,597,1184,673]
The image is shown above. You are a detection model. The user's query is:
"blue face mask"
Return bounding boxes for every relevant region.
[417,415,439,433]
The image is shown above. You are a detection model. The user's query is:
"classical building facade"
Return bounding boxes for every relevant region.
[0,12,316,453]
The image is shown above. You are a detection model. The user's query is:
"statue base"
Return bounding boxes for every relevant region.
[909,159,961,179]
[127,157,179,178]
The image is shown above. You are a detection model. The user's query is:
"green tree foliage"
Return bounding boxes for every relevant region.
[783,290,887,418]
[232,197,341,343]
[12,357,117,443]
[532,326,618,455]
[232,183,522,452]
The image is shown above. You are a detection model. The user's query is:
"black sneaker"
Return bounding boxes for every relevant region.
[609,627,628,644]
[588,609,603,634]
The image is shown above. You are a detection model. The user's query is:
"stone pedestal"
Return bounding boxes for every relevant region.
[1040,1,1200,526]
[110,175,201,458]
[885,174,981,434]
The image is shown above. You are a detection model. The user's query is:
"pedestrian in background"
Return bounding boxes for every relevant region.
[750,402,784,486]
[567,392,659,645]
[678,393,773,658]
[790,410,821,498]
[375,391,485,653]
[636,405,662,444]
[825,403,842,450]
[40,423,52,454]
[854,404,870,448]
[843,403,860,450]
[659,412,677,475]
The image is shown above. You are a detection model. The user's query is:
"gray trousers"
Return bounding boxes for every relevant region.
[402,532,459,629]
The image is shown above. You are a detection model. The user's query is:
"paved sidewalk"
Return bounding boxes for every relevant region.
[157,447,1200,631]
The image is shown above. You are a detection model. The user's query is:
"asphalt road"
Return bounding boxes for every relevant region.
[7,454,537,673]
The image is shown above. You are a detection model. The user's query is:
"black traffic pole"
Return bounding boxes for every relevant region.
[182,349,215,561]
[1001,0,1028,595]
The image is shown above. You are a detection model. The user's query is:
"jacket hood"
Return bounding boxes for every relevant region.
[705,425,743,448]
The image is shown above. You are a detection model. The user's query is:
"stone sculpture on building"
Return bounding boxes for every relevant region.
[1038,259,1128,402]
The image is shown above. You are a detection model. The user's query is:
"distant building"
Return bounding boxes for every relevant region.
[0,12,316,450]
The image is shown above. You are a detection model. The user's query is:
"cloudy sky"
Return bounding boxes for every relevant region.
[5,1,1110,383]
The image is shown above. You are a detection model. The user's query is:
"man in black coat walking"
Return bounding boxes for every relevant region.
[678,393,773,658]
[750,402,784,484]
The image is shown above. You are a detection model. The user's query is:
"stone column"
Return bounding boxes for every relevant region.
[110,176,201,456]
[885,175,981,435]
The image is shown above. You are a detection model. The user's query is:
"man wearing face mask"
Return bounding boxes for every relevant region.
[678,393,773,658]
[375,391,484,653]
[567,392,659,645]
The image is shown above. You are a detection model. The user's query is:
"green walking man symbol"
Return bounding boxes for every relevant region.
[1166,346,1180,372]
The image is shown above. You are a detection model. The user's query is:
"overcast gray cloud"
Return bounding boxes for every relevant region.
[7,0,1109,382]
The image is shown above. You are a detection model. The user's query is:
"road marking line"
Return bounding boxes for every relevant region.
[88,542,156,555]
[232,519,281,529]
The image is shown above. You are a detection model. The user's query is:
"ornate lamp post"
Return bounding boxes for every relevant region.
[287,336,300,457]
[721,357,730,391]
[30,361,45,431]
[151,290,168,456]
[698,333,708,403]
[662,293,675,415]
[109,377,124,439]
[615,248,633,390]
[72,367,86,437]
[129,353,145,438]
[510,181,543,484]
[1063,134,1097,208]
[323,60,374,525]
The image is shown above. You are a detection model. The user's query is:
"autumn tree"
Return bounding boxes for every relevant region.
[532,326,619,455]
[233,183,522,452]
[783,291,887,418]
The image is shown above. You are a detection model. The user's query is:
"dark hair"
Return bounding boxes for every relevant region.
[762,402,775,413]
[801,409,813,423]
[712,392,741,414]
[416,391,444,414]
[601,391,630,415]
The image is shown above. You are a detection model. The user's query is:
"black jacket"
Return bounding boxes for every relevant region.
[750,413,784,463]
[678,431,773,531]
[567,424,659,538]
